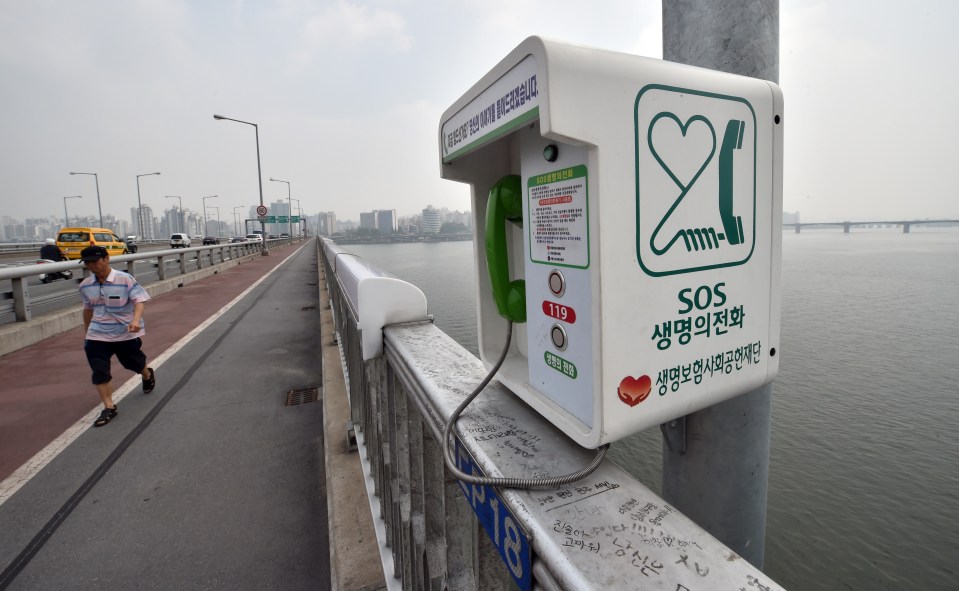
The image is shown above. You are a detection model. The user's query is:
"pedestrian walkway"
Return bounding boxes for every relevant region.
[0,240,331,589]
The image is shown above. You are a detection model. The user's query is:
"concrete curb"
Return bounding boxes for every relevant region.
[0,251,260,359]
[318,251,388,591]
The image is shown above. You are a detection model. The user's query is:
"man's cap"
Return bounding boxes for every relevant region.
[80,245,109,262]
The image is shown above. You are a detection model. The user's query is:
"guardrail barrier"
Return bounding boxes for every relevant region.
[0,240,277,323]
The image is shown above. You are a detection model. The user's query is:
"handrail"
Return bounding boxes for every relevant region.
[0,242,259,281]
[0,240,284,324]
[320,239,787,590]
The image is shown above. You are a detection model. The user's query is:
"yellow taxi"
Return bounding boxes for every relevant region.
[56,227,130,260]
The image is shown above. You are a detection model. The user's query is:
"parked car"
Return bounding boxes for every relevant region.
[229,236,246,243]
[245,234,264,242]
[280,233,290,238]
[57,227,129,259]
[268,234,279,239]
[202,236,221,245]
[170,233,192,248]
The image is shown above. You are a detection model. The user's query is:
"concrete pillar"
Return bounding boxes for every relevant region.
[661,0,778,569]
[903,223,910,233]
[663,0,779,82]
[12,277,31,322]
[843,222,851,233]
[794,223,800,234]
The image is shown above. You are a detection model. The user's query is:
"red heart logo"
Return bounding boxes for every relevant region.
[618,375,652,407]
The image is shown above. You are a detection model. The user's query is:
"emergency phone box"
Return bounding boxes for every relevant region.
[439,37,783,448]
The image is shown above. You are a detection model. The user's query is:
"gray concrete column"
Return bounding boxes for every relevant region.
[661,0,778,569]
[663,0,779,82]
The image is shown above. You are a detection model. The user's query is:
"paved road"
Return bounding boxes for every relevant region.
[0,239,330,589]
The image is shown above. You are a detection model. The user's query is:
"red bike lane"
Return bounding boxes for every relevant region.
[0,241,306,483]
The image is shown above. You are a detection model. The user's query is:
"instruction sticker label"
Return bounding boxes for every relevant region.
[528,165,589,269]
[635,85,757,277]
[441,55,539,163]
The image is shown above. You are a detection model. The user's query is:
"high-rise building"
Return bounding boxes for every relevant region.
[131,205,156,239]
[375,209,397,234]
[317,211,337,236]
[162,208,184,236]
[421,205,441,234]
[360,211,376,230]
[268,200,293,235]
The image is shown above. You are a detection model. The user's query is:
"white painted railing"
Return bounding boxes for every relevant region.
[319,238,786,591]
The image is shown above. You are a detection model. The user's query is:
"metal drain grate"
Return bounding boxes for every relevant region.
[286,388,319,406]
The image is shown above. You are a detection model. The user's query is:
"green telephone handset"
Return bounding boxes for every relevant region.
[718,119,746,246]
[485,175,526,323]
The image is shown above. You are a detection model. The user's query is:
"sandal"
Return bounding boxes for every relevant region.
[94,406,117,427]
[143,368,155,394]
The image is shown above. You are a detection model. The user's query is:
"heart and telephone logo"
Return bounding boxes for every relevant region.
[618,375,652,407]
[635,85,758,277]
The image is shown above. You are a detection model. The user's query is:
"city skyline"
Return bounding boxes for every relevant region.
[1,200,474,241]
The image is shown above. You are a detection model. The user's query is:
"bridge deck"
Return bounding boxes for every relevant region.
[0,241,344,589]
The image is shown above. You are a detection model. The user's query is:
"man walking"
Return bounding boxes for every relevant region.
[79,245,155,427]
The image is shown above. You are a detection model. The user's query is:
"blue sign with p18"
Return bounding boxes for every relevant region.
[453,436,532,590]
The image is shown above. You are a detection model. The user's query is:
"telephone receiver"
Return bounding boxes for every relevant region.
[485,175,526,323]
[718,119,746,246]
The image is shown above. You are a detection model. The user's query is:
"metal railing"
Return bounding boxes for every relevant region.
[319,238,786,591]
[0,242,47,254]
[0,241,265,322]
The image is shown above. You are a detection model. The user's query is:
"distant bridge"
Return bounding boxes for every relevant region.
[785,220,959,234]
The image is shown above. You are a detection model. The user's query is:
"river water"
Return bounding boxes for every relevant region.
[343,228,959,591]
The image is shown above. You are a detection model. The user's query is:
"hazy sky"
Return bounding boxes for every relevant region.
[1,1,956,225]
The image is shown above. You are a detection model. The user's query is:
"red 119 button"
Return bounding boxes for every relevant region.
[542,301,576,323]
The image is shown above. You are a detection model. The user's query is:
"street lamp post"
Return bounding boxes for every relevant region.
[269,177,292,241]
[136,172,160,239]
[62,195,82,227]
[291,198,301,237]
[201,195,218,237]
[213,114,268,255]
[69,172,103,228]
[165,196,182,233]
[232,206,243,236]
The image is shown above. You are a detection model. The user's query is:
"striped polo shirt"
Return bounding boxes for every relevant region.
[80,269,151,342]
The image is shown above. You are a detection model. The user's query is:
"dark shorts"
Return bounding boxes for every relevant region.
[84,338,147,385]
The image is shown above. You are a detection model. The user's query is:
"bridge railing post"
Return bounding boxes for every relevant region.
[11,277,30,322]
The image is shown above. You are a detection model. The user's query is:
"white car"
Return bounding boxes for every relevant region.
[245,234,264,242]
[170,233,192,248]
